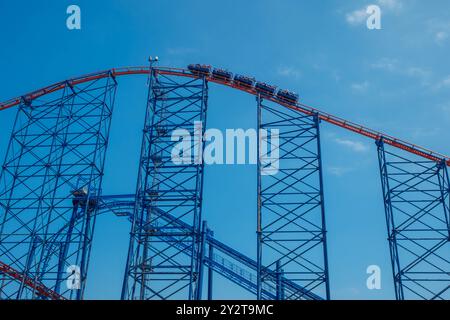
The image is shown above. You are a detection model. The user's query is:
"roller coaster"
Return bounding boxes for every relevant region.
[0,61,449,300]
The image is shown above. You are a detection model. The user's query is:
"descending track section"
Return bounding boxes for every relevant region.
[377,140,450,300]
[256,96,329,299]
[0,261,65,300]
[1,66,449,166]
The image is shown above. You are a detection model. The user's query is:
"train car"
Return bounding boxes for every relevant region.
[234,74,256,88]
[187,64,212,76]
[71,187,97,209]
[255,82,277,96]
[212,68,233,82]
[276,89,299,104]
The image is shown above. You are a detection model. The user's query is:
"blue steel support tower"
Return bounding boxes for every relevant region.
[377,138,450,300]
[0,74,117,299]
[94,193,324,300]
[256,95,330,300]
[1,64,448,301]
[122,67,209,299]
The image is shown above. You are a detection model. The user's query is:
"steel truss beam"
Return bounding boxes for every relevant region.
[0,75,117,299]
[377,139,450,300]
[94,195,323,300]
[122,69,208,300]
[256,95,330,300]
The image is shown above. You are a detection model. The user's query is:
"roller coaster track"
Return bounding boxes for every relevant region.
[0,261,65,300]
[95,196,323,300]
[0,195,321,300]
[1,66,448,166]
[0,65,448,300]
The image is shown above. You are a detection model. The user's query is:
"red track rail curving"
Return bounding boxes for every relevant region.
[0,261,65,300]
[0,66,449,166]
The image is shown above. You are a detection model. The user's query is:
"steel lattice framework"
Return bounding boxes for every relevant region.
[95,194,321,300]
[257,96,329,300]
[0,65,448,300]
[377,139,450,300]
[121,69,208,300]
[0,74,117,299]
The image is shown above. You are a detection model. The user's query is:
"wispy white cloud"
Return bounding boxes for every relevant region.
[370,58,398,72]
[428,20,450,45]
[346,8,367,26]
[335,138,369,153]
[434,75,450,90]
[377,0,403,11]
[351,81,370,93]
[435,31,449,45]
[370,58,432,86]
[277,66,302,79]
[405,67,430,79]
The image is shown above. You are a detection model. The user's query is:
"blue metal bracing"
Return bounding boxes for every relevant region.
[121,68,209,300]
[0,74,117,299]
[93,194,323,300]
[2,65,449,301]
[256,95,330,300]
[377,138,450,300]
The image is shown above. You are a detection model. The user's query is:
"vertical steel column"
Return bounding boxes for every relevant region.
[0,74,117,299]
[195,221,207,300]
[122,70,208,300]
[377,138,450,300]
[207,229,214,300]
[315,115,331,300]
[275,259,284,300]
[256,94,263,300]
[256,98,330,300]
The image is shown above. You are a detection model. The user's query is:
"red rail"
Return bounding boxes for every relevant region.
[0,66,449,166]
[0,261,65,300]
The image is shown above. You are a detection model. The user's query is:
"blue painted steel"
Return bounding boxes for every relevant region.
[256,94,263,299]
[207,231,214,300]
[121,66,209,300]
[257,96,330,300]
[2,65,447,301]
[0,75,117,299]
[377,138,450,300]
[195,221,207,299]
[93,194,323,300]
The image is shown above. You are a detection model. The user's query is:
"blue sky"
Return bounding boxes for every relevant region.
[1,0,450,299]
